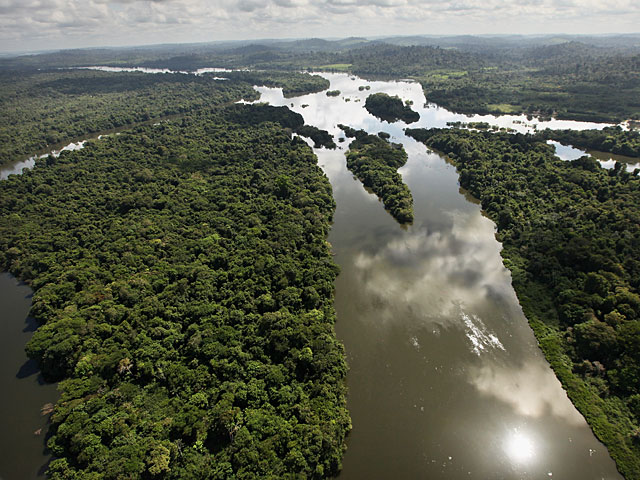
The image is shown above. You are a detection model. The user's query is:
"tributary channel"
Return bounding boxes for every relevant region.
[255,72,623,479]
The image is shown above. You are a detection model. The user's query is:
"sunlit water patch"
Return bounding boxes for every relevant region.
[504,428,537,465]
[75,66,234,79]
[460,312,505,356]
[1,140,87,180]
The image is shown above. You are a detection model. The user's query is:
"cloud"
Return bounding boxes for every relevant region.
[1,0,639,52]
[272,0,309,7]
[237,0,264,12]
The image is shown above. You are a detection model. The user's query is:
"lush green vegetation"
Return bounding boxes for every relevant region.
[0,69,329,167]
[325,90,340,97]
[2,34,640,477]
[285,42,640,122]
[406,127,640,479]
[0,70,256,167]
[368,43,640,123]
[314,64,352,72]
[539,126,640,158]
[3,37,639,123]
[414,50,640,122]
[340,125,413,224]
[4,35,640,122]
[287,43,640,123]
[222,103,335,150]
[0,104,350,479]
[296,126,337,150]
[364,93,419,124]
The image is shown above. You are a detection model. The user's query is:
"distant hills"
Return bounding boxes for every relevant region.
[3,33,640,65]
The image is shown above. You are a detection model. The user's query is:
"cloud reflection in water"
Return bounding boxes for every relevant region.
[469,362,586,426]
[350,209,514,326]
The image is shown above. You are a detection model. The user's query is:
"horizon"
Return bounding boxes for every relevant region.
[3,31,640,57]
[2,0,640,54]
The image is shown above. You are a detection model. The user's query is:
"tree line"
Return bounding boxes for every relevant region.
[539,126,640,158]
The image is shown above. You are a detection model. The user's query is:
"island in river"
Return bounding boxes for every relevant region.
[364,92,420,124]
[339,125,414,224]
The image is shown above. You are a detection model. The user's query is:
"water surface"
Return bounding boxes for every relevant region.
[0,273,58,480]
[256,73,623,479]
[0,141,87,181]
[547,140,640,172]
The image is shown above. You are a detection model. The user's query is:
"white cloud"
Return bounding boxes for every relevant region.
[0,0,639,52]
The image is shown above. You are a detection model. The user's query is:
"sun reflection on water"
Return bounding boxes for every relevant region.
[504,428,536,464]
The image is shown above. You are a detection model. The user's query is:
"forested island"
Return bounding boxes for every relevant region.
[364,93,419,124]
[340,125,413,224]
[295,126,337,149]
[0,104,351,478]
[407,127,640,478]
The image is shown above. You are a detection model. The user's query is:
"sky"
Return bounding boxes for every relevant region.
[1,0,639,53]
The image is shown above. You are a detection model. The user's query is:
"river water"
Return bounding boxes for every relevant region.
[0,71,626,479]
[0,273,58,480]
[254,73,623,479]
[548,140,640,172]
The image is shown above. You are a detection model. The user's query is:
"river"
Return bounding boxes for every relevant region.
[0,273,58,480]
[0,71,626,479]
[254,73,623,479]
[548,140,640,171]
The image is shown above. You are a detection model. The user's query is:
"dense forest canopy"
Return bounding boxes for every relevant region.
[0,104,351,479]
[0,69,328,167]
[2,34,640,479]
[3,35,638,123]
[406,126,640,479]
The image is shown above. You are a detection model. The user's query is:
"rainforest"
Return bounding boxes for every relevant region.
[1,34,640,480]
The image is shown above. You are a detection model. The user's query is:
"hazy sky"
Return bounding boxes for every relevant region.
[1,0,639,53]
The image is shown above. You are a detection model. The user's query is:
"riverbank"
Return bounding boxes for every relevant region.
[256,72,623,479]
